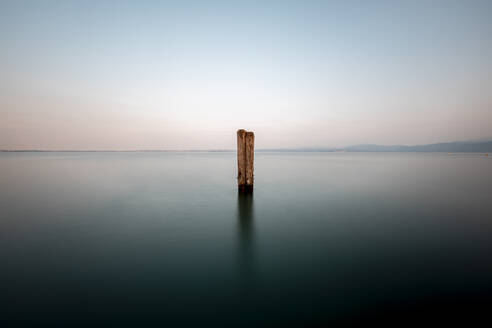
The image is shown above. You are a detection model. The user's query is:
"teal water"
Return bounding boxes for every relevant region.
[1,152,492,326]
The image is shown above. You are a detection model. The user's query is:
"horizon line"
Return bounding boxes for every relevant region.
[2,138,492,153]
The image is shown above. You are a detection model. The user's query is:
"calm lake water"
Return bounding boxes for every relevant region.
[1,152,491,326]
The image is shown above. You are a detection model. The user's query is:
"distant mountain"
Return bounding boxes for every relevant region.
[256,139,492,153]
[344,140,492,152]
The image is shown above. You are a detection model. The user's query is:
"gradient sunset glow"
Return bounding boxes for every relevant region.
[1,0,491,150]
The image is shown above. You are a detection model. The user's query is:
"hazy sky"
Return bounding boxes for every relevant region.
[1,0,491,150]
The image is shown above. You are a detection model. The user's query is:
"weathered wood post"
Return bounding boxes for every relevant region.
[237,129,254,193]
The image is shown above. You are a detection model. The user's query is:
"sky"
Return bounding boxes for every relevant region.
[1,0,491,150]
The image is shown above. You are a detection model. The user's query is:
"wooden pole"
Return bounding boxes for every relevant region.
[237,129,254,193]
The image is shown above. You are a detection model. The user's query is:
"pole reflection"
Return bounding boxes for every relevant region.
[237,192,255,285]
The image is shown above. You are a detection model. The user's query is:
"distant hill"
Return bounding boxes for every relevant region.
[344,140,492,152]
[256,139,492,153]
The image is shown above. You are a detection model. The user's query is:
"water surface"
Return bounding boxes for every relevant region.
[1,152,491,326]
